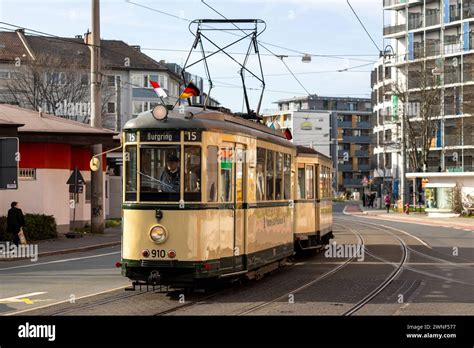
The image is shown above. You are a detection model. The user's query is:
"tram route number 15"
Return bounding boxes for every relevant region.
[184,131,201,142]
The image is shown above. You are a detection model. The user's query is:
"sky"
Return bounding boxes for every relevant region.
[0,0,383,113]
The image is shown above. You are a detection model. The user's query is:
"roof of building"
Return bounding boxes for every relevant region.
[274,94,371,104]
[0,104,115,135]
[0,31,180,76]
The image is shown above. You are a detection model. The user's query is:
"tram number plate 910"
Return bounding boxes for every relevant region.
[151,250,166,258]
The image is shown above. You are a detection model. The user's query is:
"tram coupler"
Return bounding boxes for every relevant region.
[148,270,162,286]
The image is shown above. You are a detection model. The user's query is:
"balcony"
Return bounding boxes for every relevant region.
[383,23,405,36]
[338,164,354,171]
[342,136,371,143]
[425,12,440,27]
[464,2,474,19]
[356,121,372,129]
[358,164,371,172]
[444,36,462,55]
[426,40,441,57]
[356,150,370,158]
[444,71,461,84]
[408,14,423,30]
[449,6,461,22]
[343,179,363,187]
[338,121,353,128]
[384,0,421,8]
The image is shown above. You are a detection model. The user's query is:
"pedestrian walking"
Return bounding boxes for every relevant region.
[384,193,391,213]
[7,202,25,247]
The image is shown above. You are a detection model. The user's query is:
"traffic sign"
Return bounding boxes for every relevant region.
[69,185,84,194]
[67,167,85,186]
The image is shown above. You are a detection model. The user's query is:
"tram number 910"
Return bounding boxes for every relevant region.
[151,249,166,258]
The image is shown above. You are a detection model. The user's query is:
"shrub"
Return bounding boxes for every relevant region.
[0,214,58,242]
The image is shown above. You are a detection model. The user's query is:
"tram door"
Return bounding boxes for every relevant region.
[233,144,246,271]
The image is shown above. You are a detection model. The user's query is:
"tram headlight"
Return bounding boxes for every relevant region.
[150,225,168,244]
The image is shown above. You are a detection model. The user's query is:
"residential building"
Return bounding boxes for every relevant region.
[0,104,115,232]
[374,0,474,199]
[0,30,214,130]
[265,95,373,195]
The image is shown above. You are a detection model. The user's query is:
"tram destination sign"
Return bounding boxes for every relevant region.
[141,130,181,142]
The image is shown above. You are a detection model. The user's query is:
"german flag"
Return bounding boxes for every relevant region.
[180,82,200,99]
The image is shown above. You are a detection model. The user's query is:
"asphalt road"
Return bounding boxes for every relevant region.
[0,245,128,315]
[3,203,473,316]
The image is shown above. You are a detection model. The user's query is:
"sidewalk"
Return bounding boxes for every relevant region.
[344,204,474,231]
[0,226,121,261]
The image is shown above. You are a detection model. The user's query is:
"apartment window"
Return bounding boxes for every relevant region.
[132,101,144,116]
[107,75,116,87]
[80,74,89,86]
[0,71,10,79]
[107,102,115,113]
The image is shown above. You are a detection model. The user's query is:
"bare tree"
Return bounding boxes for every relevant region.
[6,53,113,123]
[390,60,441,172]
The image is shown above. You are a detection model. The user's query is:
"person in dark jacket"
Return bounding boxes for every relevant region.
[7,201,25,247]
[159,154,180,193]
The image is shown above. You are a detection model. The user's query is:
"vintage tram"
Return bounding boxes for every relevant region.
[120,106,332,286]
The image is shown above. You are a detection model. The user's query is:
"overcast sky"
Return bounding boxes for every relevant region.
[0,0,383,112]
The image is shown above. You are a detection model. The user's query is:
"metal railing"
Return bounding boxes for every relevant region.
[408,15,423,30]
[383,23,405,36]
[425,12,440,27]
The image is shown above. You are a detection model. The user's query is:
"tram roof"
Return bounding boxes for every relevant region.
[124,106,297,148]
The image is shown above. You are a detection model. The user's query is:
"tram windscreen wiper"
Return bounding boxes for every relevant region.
[138,171,178,192]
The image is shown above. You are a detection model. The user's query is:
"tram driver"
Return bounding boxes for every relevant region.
[159,154,180,193]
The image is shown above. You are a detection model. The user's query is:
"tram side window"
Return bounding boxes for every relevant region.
[220,147,233,202]
[284,154,291,200]
[140,145,180,202]
[256,147,265,201]
[275,152,283,200]
[184,146,201,201]
[206,146,218,202]
[124,146,137,201]
[266,150,275,200]
[305,165,314,199]
[297,166,305,200]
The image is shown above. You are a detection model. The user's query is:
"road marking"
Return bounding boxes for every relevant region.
[0,292,50,305]
[4,285,129,316]
[0,251,120,271]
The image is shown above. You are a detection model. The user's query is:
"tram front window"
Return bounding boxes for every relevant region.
[140,145,181,202]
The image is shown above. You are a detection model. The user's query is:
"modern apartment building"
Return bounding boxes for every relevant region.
[373,0,474,197]
[265,95,373,194]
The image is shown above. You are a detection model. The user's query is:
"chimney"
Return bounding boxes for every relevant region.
[75,34,83,39]
[131,45,141,51]
[15,28,25,34]
[159,60,166,64]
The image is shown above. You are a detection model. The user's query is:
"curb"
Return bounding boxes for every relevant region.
[0,240,121,262]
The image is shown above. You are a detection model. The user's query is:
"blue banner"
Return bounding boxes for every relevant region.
[464,22,470,51]
[408,32,414,60]
[444,0,450,24]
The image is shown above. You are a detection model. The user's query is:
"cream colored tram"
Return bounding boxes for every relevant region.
[120,106,332,286]
[294,146,333,251]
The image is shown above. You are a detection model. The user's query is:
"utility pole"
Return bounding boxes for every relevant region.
[90,0,104,233]
[115,75,121,132]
